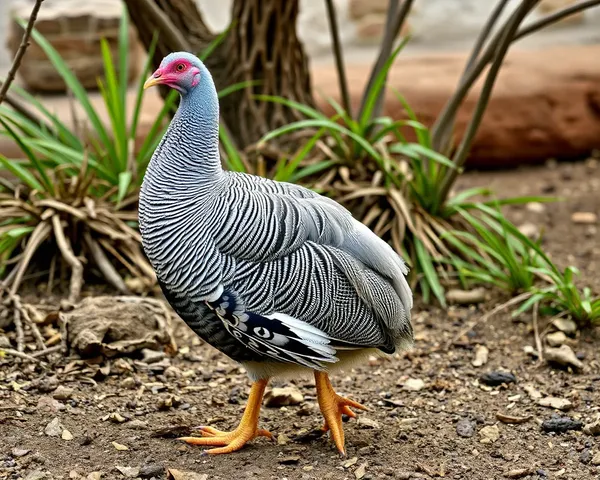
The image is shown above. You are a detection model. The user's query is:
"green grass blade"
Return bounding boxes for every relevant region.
[0,156,43,192]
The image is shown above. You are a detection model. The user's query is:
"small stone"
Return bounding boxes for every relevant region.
[278,455,301,465]
[0,335,10,348]
[506,468,533,478]
[62,429,74,440]
[344,457,359,468]
[580,449,592,464]
[120,377,137,389]
[446,288,487,305]
[12,447,31,457]
[164,366,182,378]
[479,371,516,386]
[517,222,539,239]
[37,396,65,413]
[141,348,165,364]
[86,472,102,480]
[109,412,127,423]
[264,387,304,407]
[53,385,74,401]
[526,202,545,213]
[357,417,380,429]
[277,433,291,445]
[591,452,600,466]
[479,425,500,444]
[127,419,148,429]
[456,419,475,438]
[139,463,164,478]
[541,414,583,433]
[472,345,489,367]
[112,358,133,375]
[44,417,62,437]
[167,470,208,480]
[571,211,597,224]
[546,331,567,347]
[551,318,578,336]
[583,420,600,436]
[354,462,368,479]
[25,471,49,480]
[403,378,426,391]
[538,396,572,411]
[523,384,543,400]
[545,345,584,370]
[112,441,129,451]
[115,466,140,478]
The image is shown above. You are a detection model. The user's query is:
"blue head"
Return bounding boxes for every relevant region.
[144,52,212,97]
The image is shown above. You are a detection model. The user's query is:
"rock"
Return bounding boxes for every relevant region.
[551,318,578,336]
[12,448,31,457]
[277,433,291,445]
[0,335,11,348]
[112,441,129,451]
[61,429,74,440]
[344,457,359,468]
[571,212,597,224]
[456,419,475,438]
[139,463,164,478]
[472,345,489,367]
[479,425,500,444]
[354,462,368,479]
[517,222,539,239]
[506,468,533,479]
[167,470,208,480]
[264,387,304,407]
[446,288,487,305]
[112,358,134,375]
[526,202,546,213]
[120,377,137,390]
[108,412,127,423]
[278,455,301,465]
[593,452,600,466]
[523,384,543,400]
[8,0,141,93]
[141,348,166,364]
[583,420,600,436]
[538,396,572,411]
[53,385,74,401]
[115,466,140,478]
[164,366,183,378]
[86,472,102,480]
[546,331,567,347]
[541,415,583,433]
[479,371,516,386]
[357,417,380,429]
[44,417,62,437]
[24,471,49,480]
[580,449,592,464]
[545,345,584,370]
[403,378,426,391]
[127,419,148,430]
[37,396,65,413]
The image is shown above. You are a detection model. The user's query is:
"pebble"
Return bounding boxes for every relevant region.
[37,396,64,413]
[506,468,533,478]
[112,441,129,451]
[517,222,539,239]
[277,433,291,445]
[523,384,543,400]
[593,452,600,466]
[44,417,62,437]
[357,417,380,429]
[456,419,475,438]
[139,463,164,478]
[278,455,301,465]
[478,425,500,444]
[141,348,166,364]
[263,387,304,407]
[24,471,49,480]
[472,345,489,367]
[108,412,127,423]
[127,419,148,429]
[580,449,592,464]
[571,211,597,224]
[403,378,426,391]
[0,335,11,348]
[538,396,573,411]
[354,462,368,479]
[479,371,516,386]
[120,377,137,390]
[446,288,486,305]
[61,429,74,441]
[115,466,140,478]
[541,414,583,433]
[551,318,578,336]
[583,420,600,436]
[53,386,74,401]
[526,202,545,213]
[112,358,133,375]
[544,345,584,370]
[546,331,567,347]
[12,448,30,457]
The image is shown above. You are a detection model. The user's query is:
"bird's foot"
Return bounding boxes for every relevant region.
[179,425,273,455]
[315,371,367,455]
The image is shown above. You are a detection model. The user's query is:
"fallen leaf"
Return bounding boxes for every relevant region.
[538,396,572,411]
[496,413,533,425]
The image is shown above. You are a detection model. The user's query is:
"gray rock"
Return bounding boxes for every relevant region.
[456,419,475,438]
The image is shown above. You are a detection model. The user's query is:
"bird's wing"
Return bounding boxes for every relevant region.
[206,287,340,369]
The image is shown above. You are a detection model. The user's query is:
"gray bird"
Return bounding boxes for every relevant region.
[140,52,413,455]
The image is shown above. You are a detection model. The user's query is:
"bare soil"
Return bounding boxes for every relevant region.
[1,160,600,480]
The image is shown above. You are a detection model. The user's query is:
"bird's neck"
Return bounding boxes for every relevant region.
[144,77,223,193]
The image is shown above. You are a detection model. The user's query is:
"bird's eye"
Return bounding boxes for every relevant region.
[176,63,186,72]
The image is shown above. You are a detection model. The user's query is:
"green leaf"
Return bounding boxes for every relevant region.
[117,171,132,203]
[0,156,43,192]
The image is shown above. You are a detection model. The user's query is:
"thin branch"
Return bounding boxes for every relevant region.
[128,0,191,51]
[51,215,83,303]
[0,347,42,363]
[532,301,543,363]
[325,0,352,116]
[83,231,128,293]
[0,0,44,105]
[10,221,52,295]
[357,0,414,121]
[437,0,539,202]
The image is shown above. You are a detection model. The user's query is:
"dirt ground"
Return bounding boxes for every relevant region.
[1,159,600,480]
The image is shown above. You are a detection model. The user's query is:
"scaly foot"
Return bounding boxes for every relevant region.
[179,378,272,454]
[314,371,368,455]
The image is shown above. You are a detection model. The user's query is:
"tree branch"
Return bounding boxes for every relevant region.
[0,0,45,106]
[325,0,352,116]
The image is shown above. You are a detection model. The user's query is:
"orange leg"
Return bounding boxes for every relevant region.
[179,378,273,454]
[314,371,367,455]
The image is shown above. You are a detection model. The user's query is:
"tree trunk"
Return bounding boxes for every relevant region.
[125,0,314,148]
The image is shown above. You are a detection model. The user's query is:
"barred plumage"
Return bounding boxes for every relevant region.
[139,52,414,381]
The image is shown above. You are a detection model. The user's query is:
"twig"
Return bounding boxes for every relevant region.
[83,231,128,293]
[532,301,543,363]
[51,215,83,303]
[447,291,533,350]
[31,344,62,358]
[325,0,352,116]
[0,347,41,363]
[0,0,44,104]
[10,221,52,295]
[437,0,539,202]
[14,307,24,352]
[357,0,414,122]
[14,295,45,351]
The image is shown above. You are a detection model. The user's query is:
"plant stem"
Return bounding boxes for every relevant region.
[325,0,352,117]
[0,0,44,106]
[438,0,539,203]
[357,0,414,122]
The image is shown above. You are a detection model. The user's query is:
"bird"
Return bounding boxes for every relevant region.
[140,52,413,456]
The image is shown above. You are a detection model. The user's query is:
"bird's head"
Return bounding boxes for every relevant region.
[143,52,205,95]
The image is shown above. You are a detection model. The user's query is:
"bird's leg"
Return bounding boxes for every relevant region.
[314,371,367,455]
[179,378,273,454]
